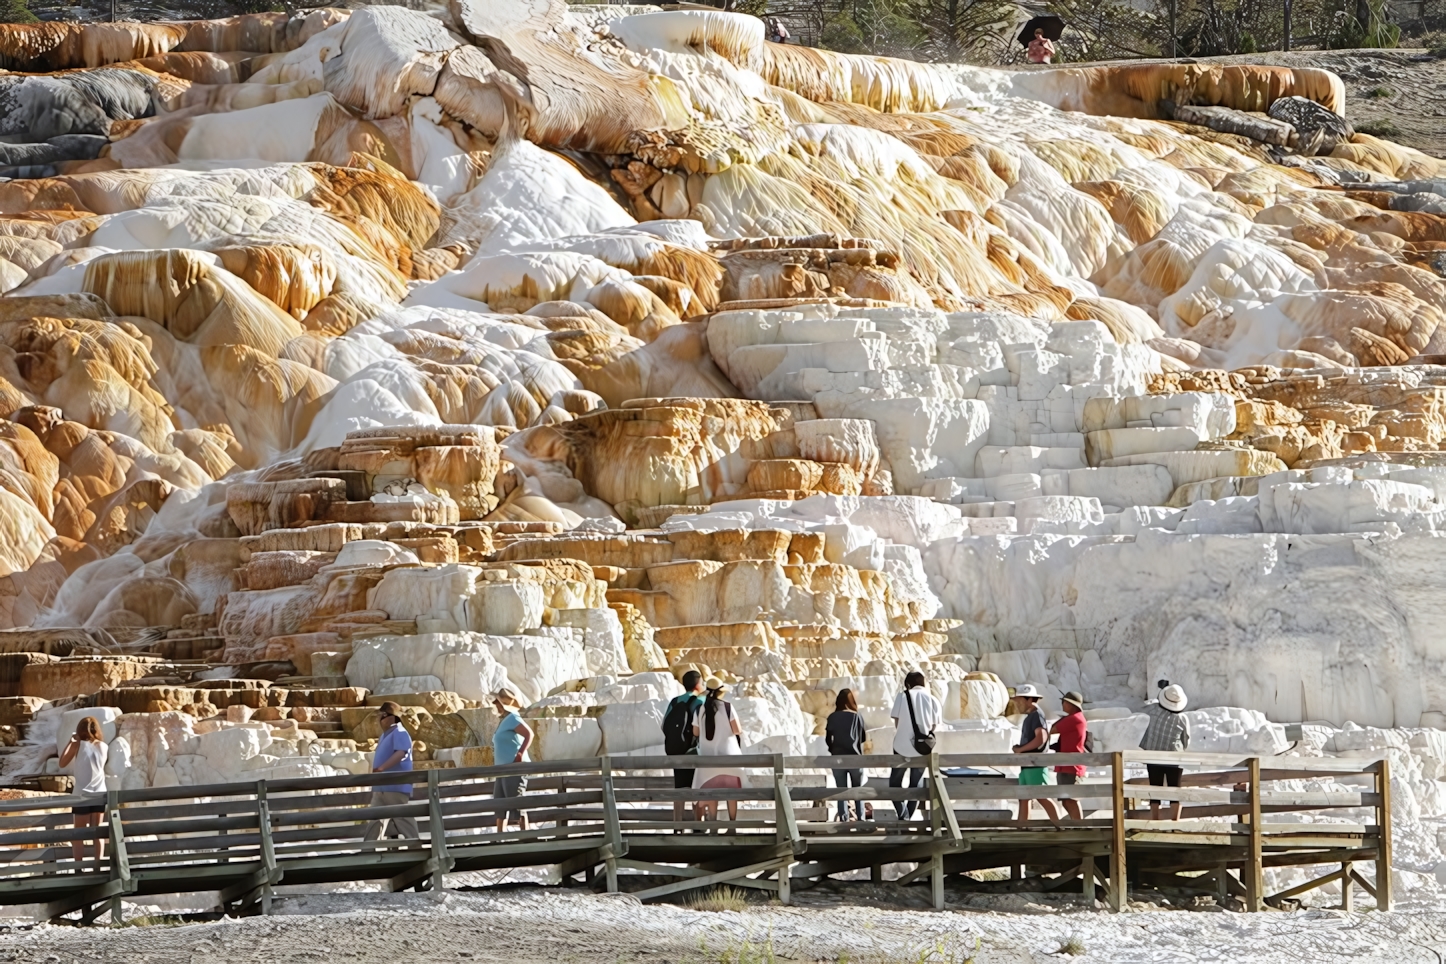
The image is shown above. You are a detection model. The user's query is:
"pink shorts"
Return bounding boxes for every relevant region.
[700,775,742,789]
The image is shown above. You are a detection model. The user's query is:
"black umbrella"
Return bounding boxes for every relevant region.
[1017,15,1065,46]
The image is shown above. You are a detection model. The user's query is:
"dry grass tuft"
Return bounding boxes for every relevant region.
[683,885,751,913]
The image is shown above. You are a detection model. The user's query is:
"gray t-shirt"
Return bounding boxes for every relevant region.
[1019,708,1047,758]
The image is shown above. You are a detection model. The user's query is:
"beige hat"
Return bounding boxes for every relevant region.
[1061,691,1085,710]
[705,677,728,694]
[1159,684,1188,712]
[492,687,522,709]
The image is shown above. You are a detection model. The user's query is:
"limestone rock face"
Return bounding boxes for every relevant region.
[13,0,1446,836]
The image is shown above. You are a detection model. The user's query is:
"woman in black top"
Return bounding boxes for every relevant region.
[825,689,869,821]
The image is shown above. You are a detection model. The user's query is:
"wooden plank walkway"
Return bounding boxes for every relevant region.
[0,751,1390,922]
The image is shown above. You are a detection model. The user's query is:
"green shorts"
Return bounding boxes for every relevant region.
[1018,766,1052,786]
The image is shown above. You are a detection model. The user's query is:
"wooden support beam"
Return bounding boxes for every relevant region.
[1109,751,1127,912]
[1245,758,1263,912]
[389,857,441,893]
[558,841,627,881]
[106,789,130,926]
[1348,867,1378,901]
[1340,861,1353,911]
[1375,758,1392,911]
[632,856,795,902]
[1266,866,1348,905]
[894,859,936,886]
[1042,865,1084,892]
[929,755,963,844]
[1080,855,1095,903]
[218,864,282,912]
[426,770,455,892]
[45,879,132,923]
[614,857,777,892]
[601,757,622,894]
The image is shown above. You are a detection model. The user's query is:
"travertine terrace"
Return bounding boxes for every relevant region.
[0,0,1445,909]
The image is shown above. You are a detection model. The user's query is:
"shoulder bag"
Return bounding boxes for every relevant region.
[905,688,937,756]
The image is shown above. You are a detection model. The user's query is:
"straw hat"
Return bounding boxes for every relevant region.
[704,677,728,694]
[492,687,522,709]
[1159,684,1188,712]
[1014,683,1041,699]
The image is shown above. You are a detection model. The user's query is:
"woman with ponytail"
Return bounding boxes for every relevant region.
[691,678,745,825]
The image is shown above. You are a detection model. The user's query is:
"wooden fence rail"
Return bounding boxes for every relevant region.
[0,751,1390,922]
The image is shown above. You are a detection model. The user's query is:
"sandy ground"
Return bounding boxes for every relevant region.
[0,883,1443,963]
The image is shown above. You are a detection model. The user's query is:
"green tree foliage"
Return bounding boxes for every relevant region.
[770,0,1399,63]
[899,0,1018,61]
[0,0,37,24]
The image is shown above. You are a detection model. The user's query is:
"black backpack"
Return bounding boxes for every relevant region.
[662,696,698,755]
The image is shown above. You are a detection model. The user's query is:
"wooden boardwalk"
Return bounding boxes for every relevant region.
[0,751,1391,923]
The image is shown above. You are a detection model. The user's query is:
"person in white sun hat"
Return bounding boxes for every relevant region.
[1011,684,1060,825]
[1139,681,1191,821]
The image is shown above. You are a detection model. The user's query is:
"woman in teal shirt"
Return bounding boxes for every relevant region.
[492,688,533,832]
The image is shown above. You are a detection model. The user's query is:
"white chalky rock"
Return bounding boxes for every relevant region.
[1084,712,1150,753]
[935,718,1014,754]
[596,672,683,704]
[527,716,603,760]
[346,632,514,704]
[194,726,269,775]
[333,540,421,567]
[368,565,545,634]
[551,607,630,676]
[596,699,668,755]
[950,676,1011,720]
[104,736,131,777]
[56,707,121,755]
[482,633,588,703]
[376,675,446,695]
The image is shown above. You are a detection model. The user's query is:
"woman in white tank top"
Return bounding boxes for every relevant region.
[691,679,745,824]
[58,716,108,864]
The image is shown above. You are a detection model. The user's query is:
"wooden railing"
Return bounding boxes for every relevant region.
[0,751,1389,921]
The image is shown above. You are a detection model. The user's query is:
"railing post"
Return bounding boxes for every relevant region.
[1109,751,1126,912]
[772,753,798,905]
[426,769,454,891]
[256,781,276,915]
[106,789,129,925]
[600,757,621,893]
[1375,757,1393,911]
[1245,758,1263,912]
[1340,861,1353,911]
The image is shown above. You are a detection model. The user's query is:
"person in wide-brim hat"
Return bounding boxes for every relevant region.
[1050,691,1088,820]
[1011,683,1060,825]
[1158,684,1188,712]
[1140,683,1191,821]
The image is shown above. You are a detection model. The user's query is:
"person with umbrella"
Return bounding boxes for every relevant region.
[1019,16,1063,64]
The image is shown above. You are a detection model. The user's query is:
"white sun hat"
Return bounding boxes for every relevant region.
[1015,684,1042,699]
[1159,684,1188,712]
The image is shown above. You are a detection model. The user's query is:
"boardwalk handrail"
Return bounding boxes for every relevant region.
[0,751,1391,921]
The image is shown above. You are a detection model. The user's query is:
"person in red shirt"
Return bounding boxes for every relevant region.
[1050,692,1088,820]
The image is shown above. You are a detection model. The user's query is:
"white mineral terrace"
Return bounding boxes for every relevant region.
[0,0,1440,915]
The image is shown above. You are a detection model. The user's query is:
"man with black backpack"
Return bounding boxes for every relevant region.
[889,671,940,820]
[662,670,705,825]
